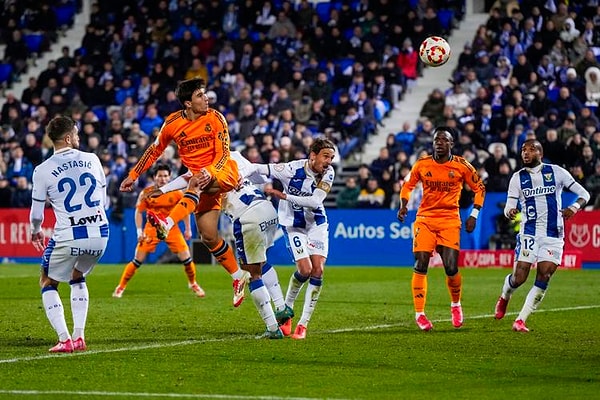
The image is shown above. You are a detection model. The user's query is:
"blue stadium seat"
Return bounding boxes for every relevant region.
[315,3,331,23]
[547,87,559,102]
[54,4,76,28]
[91,106,107,122]
[249,30,262,42]
[437,9,454,33]
[331,88,344,106]
[335,57,355,73]
[24,33,44,54]
[0,63,13,85]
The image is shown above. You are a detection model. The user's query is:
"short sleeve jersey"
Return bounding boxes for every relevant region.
[31,148,108,241]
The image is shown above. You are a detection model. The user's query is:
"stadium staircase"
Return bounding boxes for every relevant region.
[324,9,490,208]
[0,0,90,109]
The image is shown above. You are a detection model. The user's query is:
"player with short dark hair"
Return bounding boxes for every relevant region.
[398,127,486,331]
[120,78,250,307]
[113,164,204,298]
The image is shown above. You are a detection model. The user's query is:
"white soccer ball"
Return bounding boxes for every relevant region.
[419,36,451,67]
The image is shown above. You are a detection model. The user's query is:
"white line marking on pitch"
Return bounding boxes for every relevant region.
[1,304,598,366]
[0,390,338,400]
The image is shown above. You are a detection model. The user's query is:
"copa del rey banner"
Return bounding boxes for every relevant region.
[430,250,583,269]
[564,210,600,262]
[0,208,55,257]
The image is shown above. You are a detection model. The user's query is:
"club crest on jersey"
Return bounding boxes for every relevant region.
[205,124,212,132]
[544,173,553,182]
[448,171,455,179]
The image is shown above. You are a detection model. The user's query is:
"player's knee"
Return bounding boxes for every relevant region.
[444,264,459,277]
[413,261,428,274]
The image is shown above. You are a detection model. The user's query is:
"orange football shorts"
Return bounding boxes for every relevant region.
[412,215,461,253]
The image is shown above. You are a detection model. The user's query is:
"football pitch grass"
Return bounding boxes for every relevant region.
[1,263,599,400]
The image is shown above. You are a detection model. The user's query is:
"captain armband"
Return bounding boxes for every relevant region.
[470,208,480,219]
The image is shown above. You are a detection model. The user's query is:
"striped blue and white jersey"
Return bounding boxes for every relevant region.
[223,151,271,220]
[267,159,335,229]
[505,163,589,239]
[30,148,108,242]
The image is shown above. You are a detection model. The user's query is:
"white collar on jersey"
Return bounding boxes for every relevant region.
[54,147,74,154]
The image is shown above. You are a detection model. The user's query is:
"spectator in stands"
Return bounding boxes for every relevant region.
[484,142,510,177]
[336,176,360,209]
[0,177,12,208]
[445,82,470,117]
[396,38,418,91]
[541,128,566,167]
[586,161,600,208]
[139,104,164,137]
[473,51,495,87]
[22,132,42,167]
[557,114,579,144]
[6,145,33,185]
[357,176,385,208]
[419,88,445,125]
[369,147,394,181]
[354,163,370,190]
[486,159,512,193]
[4,30,29,80]
[10,175,31,208]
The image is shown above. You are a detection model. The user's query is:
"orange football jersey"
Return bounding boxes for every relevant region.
[129,109,231,180]
[400,155,485,219]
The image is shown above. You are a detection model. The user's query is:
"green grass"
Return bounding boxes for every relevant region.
[0,263,599,400]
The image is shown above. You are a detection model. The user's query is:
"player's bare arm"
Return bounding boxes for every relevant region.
[465,205,481,233]
[397,198,409,222]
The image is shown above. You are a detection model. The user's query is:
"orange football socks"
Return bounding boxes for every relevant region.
[182,257,196,285]
[446,273,462,304]
[118,259,142,289]
[167,190,199,226]
[412,272,428,313]
[209,239,238,275]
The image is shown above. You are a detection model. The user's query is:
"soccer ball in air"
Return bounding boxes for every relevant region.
[419,36,451,67]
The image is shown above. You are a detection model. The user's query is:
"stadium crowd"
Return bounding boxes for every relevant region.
[0,0,599,215]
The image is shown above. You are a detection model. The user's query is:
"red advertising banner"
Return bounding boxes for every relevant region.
[564,210,600,262]
[430,249,582,269]
[0,208,55,257]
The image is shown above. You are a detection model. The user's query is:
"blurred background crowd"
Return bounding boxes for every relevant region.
[0,0,599,218]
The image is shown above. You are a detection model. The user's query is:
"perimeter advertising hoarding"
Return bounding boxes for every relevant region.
[1,205,597,267]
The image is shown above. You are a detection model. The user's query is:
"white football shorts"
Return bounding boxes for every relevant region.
[42,237,108,282]
[283,223,329,262]
[515,234,563,265]
[233,201,279,265]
